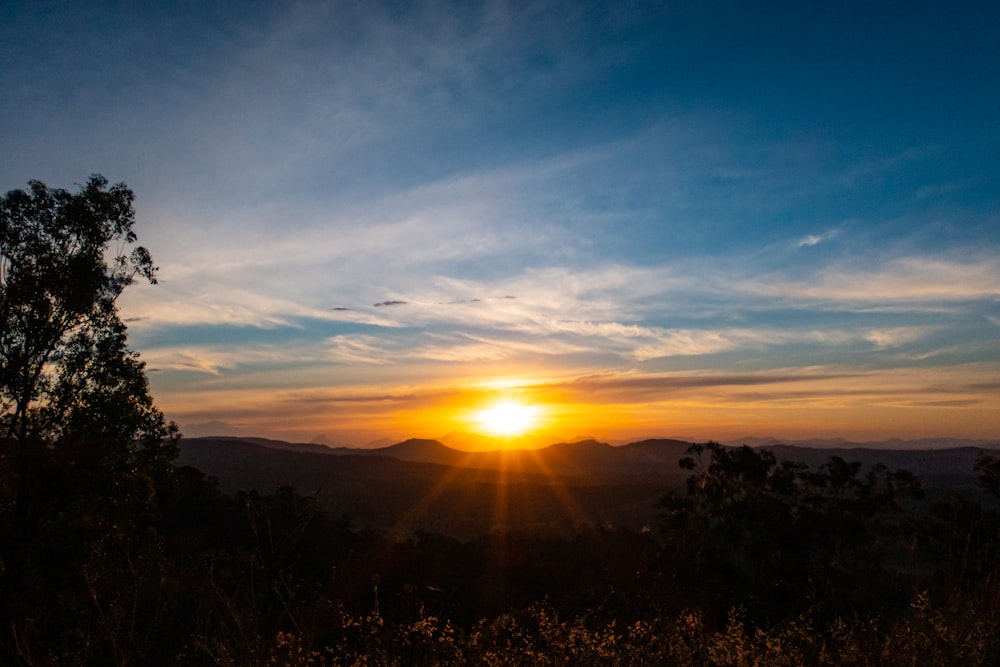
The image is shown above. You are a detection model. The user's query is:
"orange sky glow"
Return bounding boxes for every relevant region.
[150,363,1000,448]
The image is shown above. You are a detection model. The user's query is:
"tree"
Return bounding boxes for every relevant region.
[658,442,924,624]
[974,451,1000,499]
[0,176,177,662]
[0,175,171,452]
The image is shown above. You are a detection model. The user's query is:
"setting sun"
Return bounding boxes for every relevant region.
[472,399,542,437]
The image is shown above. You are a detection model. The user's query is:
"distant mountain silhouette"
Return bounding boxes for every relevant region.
[183,435,998,480]
[313,436,690,479]
[437,430,563,452]
[177,435,996,539]
[526,439,644,475]
[177,437,685,538]
[620,438,695,463]
[763,444,991,489]
[368,438,470,466]
[189,435,338,455]
[732,436,1000,451]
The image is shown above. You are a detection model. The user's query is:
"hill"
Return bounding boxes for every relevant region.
[177,435,996,538]
[762,444,989,491]
[177,437,688,539]
[193,435,702,479]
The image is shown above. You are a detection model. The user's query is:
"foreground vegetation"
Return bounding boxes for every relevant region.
[3,438,1000,665]
[3,177,1000,664]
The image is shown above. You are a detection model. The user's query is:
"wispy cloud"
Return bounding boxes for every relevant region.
[140,345,315,376]
[734,256,1000,304]
[797,229,838,247]
[326,336,394,366]
[863,327,934,348]
[630,329,772,360]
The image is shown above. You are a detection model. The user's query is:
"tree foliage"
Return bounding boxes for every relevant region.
[0,176,178,663]
[0,174,167,448]
[659,442,924,624]
[975,451,1000,498]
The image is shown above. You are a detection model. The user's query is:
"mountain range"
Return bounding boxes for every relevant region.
[176,435,999,539]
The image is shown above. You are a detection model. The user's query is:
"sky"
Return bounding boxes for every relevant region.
[2,1,999,447]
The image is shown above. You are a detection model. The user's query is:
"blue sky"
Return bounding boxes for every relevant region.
[3,2,999,445]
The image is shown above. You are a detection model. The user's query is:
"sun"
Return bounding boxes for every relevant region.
[472,399,541,437]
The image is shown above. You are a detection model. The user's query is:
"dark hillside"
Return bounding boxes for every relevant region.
[177,438,683,538]
[251,435,697,479]
[620,438,695,464]
[765,445,992,491]
[194,435,340,455]
[183,436,990,501]
[367,437,472,466]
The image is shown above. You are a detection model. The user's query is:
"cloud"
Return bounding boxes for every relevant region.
[908,399,982,408]
[415,333,591,362]
[281,389,421,406]
[120,283,405,330]
[863,327,933,348]
[630,329,772,360]
[140,342,331,376]
[119,285,327,329]
[745,256,1000,303]
[326,335,394,366]
[797,229,838,247]
[566,370,856,393]
[154,351,231,376]
[537,363,1000,411]
[120,246,986,399]
[530,368,875,409]
[324,331,591,365]
[120,152,625,332]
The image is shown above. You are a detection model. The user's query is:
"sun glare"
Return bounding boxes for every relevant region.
[472,399,541,437]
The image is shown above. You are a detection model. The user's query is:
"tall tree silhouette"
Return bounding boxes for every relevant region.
[0,176,177,662]
[0,175,166,445]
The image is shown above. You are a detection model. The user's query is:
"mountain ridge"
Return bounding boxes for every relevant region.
[181,434,1000,483]
[176,435,1000,539]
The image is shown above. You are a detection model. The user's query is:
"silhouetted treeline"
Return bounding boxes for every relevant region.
[3,440,1000,664]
